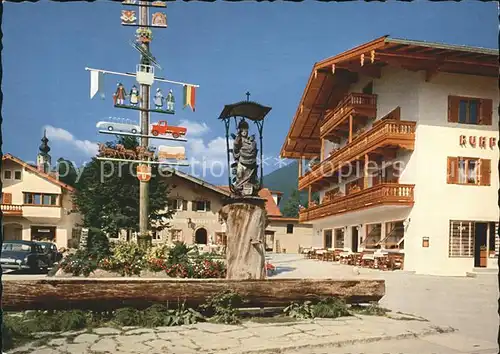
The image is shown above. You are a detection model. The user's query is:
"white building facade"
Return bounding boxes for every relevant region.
[281,36,498,276]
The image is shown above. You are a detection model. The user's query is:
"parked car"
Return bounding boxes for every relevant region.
[96,121,141,134]
[35,241,62,267]
[1,240,50,273]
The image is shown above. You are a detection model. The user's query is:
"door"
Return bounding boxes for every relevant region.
[351,226,359,253]
[474,222,488,268]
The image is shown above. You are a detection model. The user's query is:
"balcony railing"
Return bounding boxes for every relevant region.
[1,204,23,216]
[299,119,416,190]
[299,184,414,222]
[320,93,377,138]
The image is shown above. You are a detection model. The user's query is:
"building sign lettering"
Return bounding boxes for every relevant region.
[459,135,496,149]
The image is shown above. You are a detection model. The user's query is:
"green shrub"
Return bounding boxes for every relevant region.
[142,304,170,327]
[350,302,390,316]
[56,310,87,331]
[312,298,351,318]
[113,308,142,327]
[284,301,315,320]
[167,242,193,266]
[100,241,146,276]
[200,290,244,324]
[86,227,111,259]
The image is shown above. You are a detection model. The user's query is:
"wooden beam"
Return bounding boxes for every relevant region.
[364,154,369,189]
[349,115,353,143]
[288,137,321,145]
[1,278,386,311]
[308,186,312,205]
[298,157,303,178]
[375,51,497,68]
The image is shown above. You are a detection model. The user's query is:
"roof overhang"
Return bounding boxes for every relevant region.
[281,35,499,159]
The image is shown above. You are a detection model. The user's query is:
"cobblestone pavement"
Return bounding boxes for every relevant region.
[11,315,457,354]
[281,333,498,354]
[269,254,499,345]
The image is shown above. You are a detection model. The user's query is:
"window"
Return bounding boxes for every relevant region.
[286,224,294,234]
[170,229,182,243]
[334,228,345,249]
[363,223,382,249]
[3,170,12,180]
[14,170,22,180]
[193,200,211,212]
[24,193,59,206]
[447,157,490,186]
[449,221,474,257]
[152,231,161,240]
[169,199,187,211]
[324,230,333,249]
[448,96,492,126]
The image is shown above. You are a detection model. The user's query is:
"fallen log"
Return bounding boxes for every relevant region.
[1,278,385,312]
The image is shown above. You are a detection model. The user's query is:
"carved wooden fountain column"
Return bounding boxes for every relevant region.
[220,197,267,280]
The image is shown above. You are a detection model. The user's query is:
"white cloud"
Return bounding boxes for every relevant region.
[44,125,99,157]
[178,119,210,137]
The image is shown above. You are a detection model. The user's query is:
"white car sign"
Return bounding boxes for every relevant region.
[96,121,141,134]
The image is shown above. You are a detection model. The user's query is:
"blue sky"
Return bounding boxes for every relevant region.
[3,0,498,183]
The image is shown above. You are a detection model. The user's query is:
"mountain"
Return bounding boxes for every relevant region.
[263,161,309,212]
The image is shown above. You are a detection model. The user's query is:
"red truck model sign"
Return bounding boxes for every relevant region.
[151,120,187,138]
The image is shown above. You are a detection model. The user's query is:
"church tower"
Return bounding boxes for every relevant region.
[37,130,52,174]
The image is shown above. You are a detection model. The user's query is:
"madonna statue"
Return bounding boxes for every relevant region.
[232,119,258,195]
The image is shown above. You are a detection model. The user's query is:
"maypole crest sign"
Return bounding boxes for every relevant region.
[459,135,496,149]
[137,164,152,182]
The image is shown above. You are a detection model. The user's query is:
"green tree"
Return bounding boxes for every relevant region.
[55,158,78,187]
[282,189,301,217]
[72,136,172,247]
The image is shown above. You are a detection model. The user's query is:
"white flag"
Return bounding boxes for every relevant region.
[90,70,105,99]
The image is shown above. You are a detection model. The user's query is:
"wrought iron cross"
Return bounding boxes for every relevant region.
[246,91,251,101]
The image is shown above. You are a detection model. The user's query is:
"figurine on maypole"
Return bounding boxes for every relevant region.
[154,88,164,110]
[113,82,127,106]
[130,85,140,106]
[166,89,175,112]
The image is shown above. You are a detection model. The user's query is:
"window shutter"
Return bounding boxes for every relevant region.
[206,200,211,211]
[3,192,12,204]
[479,98,493,126]
[182,200,187,211]
[447,157,459,184]
[479,159,491,186]
[447,96,459,123]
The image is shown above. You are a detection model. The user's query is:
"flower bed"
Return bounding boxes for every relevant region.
[57,241,226,279]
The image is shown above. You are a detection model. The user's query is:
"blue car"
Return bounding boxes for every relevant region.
[1,240,50,273]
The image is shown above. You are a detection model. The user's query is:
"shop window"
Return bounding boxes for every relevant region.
[31,226,56,242]
[334,228,344,249]
[449,221,474,257]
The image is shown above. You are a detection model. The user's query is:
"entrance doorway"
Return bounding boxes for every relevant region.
[3,223,23,241]
[474,222,488,268]
[194,228,208,245]
[351,226,359,253]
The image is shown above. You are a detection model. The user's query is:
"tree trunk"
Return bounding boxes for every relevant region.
[220,198,266,280]
[1,278,385,311]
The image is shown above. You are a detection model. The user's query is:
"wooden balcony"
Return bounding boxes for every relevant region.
[299,119,416,191]
[1,204,23,216]
[320,93,377,139]
[299,184,414,223]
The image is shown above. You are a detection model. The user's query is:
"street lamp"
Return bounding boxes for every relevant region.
[218,92,272,197]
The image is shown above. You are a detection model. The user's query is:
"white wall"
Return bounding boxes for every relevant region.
[405,71,499,275]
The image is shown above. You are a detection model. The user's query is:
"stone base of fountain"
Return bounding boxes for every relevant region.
[220,197,267,280]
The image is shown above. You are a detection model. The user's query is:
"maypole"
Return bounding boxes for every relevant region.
[86,0,198,249]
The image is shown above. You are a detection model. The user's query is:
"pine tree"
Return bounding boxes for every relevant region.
[282,189,301,218]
